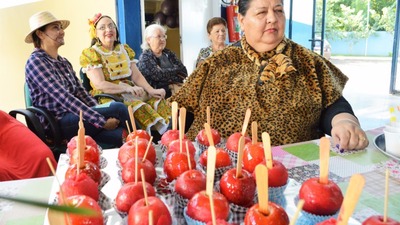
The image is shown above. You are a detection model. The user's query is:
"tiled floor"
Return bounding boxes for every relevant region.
[331,56,400,131]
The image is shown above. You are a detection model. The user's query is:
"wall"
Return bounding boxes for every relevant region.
[0,0,116,113]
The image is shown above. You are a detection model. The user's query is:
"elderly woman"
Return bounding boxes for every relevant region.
[137,24,187,98]
[169,0,369,151]
[80,14,170,136]
[195,17,228,67]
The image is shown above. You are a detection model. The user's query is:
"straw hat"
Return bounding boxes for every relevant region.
[25,11,70,43]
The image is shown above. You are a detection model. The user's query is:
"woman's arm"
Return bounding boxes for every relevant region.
[86,68,129,94]
[131,63,166,99]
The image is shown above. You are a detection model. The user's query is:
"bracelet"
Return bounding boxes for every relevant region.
[333,118,360,127]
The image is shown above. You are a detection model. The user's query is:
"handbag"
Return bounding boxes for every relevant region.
[168,83,183,95]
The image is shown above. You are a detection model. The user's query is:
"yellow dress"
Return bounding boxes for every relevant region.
[80,43,170,134]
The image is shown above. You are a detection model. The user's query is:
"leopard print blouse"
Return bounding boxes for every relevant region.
[169,36,348,146]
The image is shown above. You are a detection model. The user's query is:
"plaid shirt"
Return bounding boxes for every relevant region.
[25,48,106,129]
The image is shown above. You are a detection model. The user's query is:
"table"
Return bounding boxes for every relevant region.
[2,127,399,225]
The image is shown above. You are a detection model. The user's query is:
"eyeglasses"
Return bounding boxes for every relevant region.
[151,35,167,40]
[97,24,116,31]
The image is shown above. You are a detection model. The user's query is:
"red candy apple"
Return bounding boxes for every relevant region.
[219,168,256,207]
[128,196,172,225]
[69,145,100,167]
[254,160,288,188]
[67,135,98,155]
[163,151,196,182]
[186,190,230,223]
[65,160,101,184]
[299,177,343,216]
[118,138,156,166]
[244,202,289,225]
[115,181,156,213]
[226,132,251,152]
[362,216,400,225]
[59,173,99,202]
[121,157,157,185]
[161,129,186,147]
[243,142,265,173]
[166,139,196,158]
[196,128,221,146]
[62,195,103,225]
[175,169,207,200]
[126,129,151,142]
[199,147,231,169]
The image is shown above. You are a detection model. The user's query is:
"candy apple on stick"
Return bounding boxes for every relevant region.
[197,106,222,148]
[262,132,288,187]
[199,123,231,169]
[220,136,256,207]
[244,164,289,225]
[299,137,343,216]
[243,121,265,173]
[186,146,230,223]
[128,169,172,225]
[119,137,156,166]
[126,105,151,142]
[161,102,186,147]
[317,174,366,225]
[226,109,252,154]
[362,169,400,225]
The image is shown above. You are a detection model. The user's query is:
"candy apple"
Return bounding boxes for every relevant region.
[62,195,103,225]
[59,173,99,202]
[219,168,256,207]
[243,142,264,173]
[115,181,156,213]
[186,190,230,223]
[244,202,289,225]
[126,129,151,142]
[128,196,172,225]
[175,169,206,200]
[362,216,400,225]
[65,160,101,184]
[121,157,157,185]
[118,138,156,166]
[166,139,196,158]
[299,177,343,216]
[196,128,221,146]
[199,147,231,168]
[253,160,288,188]
[316,218,337,225]
[69,145,100,167]
[161,129,186,147]
[67,135,98,155]
[163,151,196,182]
[226,132,251,152]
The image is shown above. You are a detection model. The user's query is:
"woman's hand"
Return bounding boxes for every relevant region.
[124,85,146,97]
[331,117,369,151]
[147,88,166,99]
[103,118,120,130]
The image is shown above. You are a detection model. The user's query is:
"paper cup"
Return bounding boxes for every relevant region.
[384,128,400,157]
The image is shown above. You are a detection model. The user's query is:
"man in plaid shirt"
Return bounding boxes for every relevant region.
[24,11,130,147]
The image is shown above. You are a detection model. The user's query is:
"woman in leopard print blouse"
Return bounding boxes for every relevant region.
[169,0,368,151]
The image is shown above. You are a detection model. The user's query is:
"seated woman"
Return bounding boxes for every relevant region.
[195,17,228,67]
[0,110,57,181]
[137,24,188,98]
[80,14,170,136]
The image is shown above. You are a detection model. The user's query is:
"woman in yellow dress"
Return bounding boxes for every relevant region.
[80,13,170,136]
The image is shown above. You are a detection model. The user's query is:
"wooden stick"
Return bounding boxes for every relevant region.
[77,111,85,170]
[236,136,245,178]
[141,169,149,207]
[206,146,217,197]
[171,101,178,130]
[204,123,215,147]
[336,174,365,225]
[186,141,192,170]
[251,121,258,144]
[289,199,305,225]
[128,105,136,132]
[149,210,154,225]
[209,193,217,225]
[135,137,139,184]
[262,132,273,169]
[142,137,153,163]
[255,164,269,215]
[179,107,186,153]
[125,120,131,134]
[241,108,251,136]
[319,137,330,184]
[384,169,389,223]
